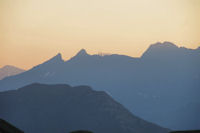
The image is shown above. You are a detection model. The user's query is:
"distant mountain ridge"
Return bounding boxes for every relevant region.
[0,41,199,130]
[0,83,169,133]
[0,65,25,80]
[142,41,200,60]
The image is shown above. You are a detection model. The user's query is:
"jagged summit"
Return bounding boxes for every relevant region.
[44,53,64,64]
[68,49,90,61]
[32,53,64,69]
[0,42,199,130]
[53,53,63,60]
[75,49,89,57]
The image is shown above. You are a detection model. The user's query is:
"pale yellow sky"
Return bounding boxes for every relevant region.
[0,0,200,69]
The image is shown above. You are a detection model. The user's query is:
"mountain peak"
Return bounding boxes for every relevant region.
[52,52,62,60]
[141,41,179,59]
[68,49,89,61]
[0,65,25,80]
[150,41,178,49]
[76,49,88,57]
[46,53,63,63]
[35,53,64,68]
[2,65,15,69]
[1,65,25,71]
[54,53,62,59]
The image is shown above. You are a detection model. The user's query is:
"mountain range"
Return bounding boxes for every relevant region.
[0,65,25,80]
[0,41,199,130]
[0,83,169,133]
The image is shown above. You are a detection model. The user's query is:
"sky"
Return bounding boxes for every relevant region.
[0,0,200,70]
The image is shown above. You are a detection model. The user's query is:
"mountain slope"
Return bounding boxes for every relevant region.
[0,65,25,80]
[0,42,199,130]
[0,83,169,133]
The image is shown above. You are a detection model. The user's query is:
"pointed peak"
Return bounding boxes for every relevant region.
[39,53,64,66]
[44,53,63,63]
[75,49,89,57]
[55,53,62,58]
[67,49,90,62]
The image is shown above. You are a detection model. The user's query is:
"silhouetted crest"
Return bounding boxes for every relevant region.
[0,41,199,130]
[0,83,169,133]
[141,42,179,59]
[48,53,63,62]
[0,65,25,80]
[36,53,64,67]
[162,41,178,48]
[75,49,89,57]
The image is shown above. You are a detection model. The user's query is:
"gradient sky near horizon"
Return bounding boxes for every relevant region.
[0,0,200,69]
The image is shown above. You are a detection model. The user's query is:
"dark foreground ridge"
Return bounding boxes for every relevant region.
[0,119,24,133]
[0,83,169,133]
[0,118,199,133]
[170,131,200,133]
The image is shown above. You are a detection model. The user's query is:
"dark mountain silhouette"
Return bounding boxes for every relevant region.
[70,131,93,133]
[74,49,89,57]
[0,65,25,80]
[170,130,200,133]
[0,83,169,133]
[0,119,24,133]
[0,42,199,130]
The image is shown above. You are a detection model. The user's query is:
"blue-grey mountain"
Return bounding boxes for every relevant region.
[0,42,199,130]
[0,83,169,133]
[0,65,25,80]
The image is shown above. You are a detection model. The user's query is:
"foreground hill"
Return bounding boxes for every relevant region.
[0,42,199,130]
[0,83,169,133]
[0,65,25,80]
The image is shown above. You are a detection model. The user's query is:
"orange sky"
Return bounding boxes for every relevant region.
[0,0,200,70]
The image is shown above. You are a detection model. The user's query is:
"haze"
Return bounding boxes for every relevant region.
[0,0,199,69]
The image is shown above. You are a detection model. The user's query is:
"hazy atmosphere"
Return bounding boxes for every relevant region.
[0,1,200,132]
[0,0,200,69]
